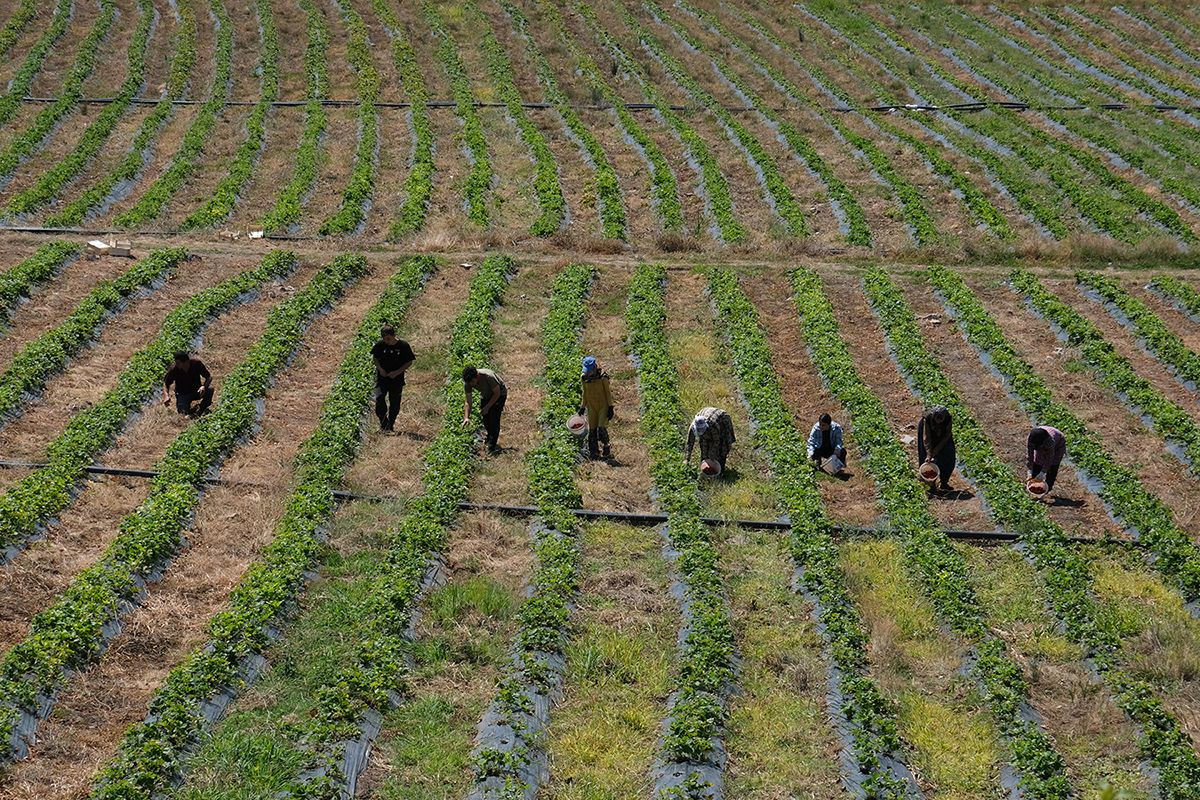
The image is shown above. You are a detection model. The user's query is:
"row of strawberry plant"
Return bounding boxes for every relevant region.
[0,248,179,425]
[274,254,513,797]
[1151,275,1200,321]
[1041,8,1196,103]
[765,4,1070,238]
[535,0,681,232]
[868,7,1198,244]
[783,266,1074,798]
[2,0,154,218]
[0,0,35,56]
[1078,272,1200,391]
[180,0,279,229]
[317,0,381,236]
[685,0,1005,243]
[45,0,199,228]
[469,0,564,237]
[0,249,290,559]
[87,254,435,800]
[112,0,234,228]
[470,263,592,797]
[944,269,1200,601]
[368,0,433,240]
[0,251,367,765]
[575,0,744,243]
[501,0,625,240]
[659,0,872,245]
[920,6,1200,221]
[259,0,328,233]
[902,266,1200,797]
[804,1,1193,244]
[730,266,914,799]
[0,0,119,181]
[1014,269,1200,475]
[0,241,80,326]
[1114,6,1200,88]
[625,264,734,797]
[0,0,71,127]
[625,1,807,238]
[422,0,491,227]
[1069,5,1200,92]
[975,3,1200,174]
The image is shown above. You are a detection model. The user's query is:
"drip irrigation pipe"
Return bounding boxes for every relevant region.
[0,459,1136,547]
[18,95,1200,114]
[0,224,317,241]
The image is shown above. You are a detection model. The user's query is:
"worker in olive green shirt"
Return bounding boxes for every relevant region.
[462,365,507,455]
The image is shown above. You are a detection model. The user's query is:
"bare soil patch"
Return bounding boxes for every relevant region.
[0,259,395,799]
[0,258,309,649]
[905,276,1123,540]
[742,270,883,528]
[825,273,994,532]
[0,253,145,373]
[977,279,1200,539]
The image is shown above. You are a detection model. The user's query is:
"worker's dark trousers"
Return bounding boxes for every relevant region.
[1030,462,1060,489]
[483,394,506,450]
[375,378,404,428]
[811,442,847,465]
[176,386,214,416]
[917,437,955,489]
[587,426,610,456]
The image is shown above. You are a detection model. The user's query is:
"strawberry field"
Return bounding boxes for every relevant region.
[1,1,1200,799]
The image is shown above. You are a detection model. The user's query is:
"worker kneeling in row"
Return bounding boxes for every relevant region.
[163,351,213,417]
[807,412,847,474]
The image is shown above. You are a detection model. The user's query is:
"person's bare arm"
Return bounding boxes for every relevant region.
[392,356,414,379]
[462,388,474,426]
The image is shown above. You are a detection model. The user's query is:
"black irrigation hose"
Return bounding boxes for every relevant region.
[0,224,317,241]
[0,459,1136,547]
[19,95,1200,114]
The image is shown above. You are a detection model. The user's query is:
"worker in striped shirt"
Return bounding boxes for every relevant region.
[686,406,735,475]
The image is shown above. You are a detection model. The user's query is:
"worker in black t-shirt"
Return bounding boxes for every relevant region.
[371,325,415,432]
[162,351,214,417]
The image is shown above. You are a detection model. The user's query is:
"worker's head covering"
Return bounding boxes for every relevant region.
[692,414,710,435]
[926,405,949,423]
[582,355,598,375]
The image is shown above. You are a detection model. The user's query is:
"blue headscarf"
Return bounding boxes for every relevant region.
[582,355,598,375]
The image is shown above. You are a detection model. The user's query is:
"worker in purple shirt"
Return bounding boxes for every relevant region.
[1027,425,1067,490]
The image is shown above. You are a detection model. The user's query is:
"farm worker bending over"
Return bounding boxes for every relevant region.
[372,324,415,433]
[808,413,847,473]
[1027,425,1066,491]
[686,407,735,473]
[917,405,955,492]
[462,365,507,455]
[162,350,213,417]
[579,355,614,460]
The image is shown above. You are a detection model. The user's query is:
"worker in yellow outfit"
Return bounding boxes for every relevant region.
[579,355,614,460]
